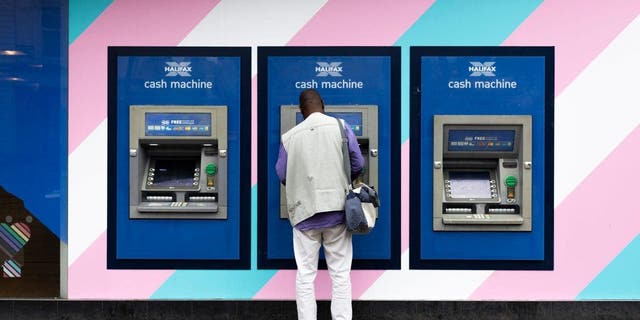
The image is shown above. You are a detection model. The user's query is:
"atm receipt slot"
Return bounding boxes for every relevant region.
[433,115,532,231]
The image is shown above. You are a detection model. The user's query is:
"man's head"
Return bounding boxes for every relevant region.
[298,89,324,119]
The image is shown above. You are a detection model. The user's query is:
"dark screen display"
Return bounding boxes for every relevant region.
[448,129,515,152]
[151,159,197,187]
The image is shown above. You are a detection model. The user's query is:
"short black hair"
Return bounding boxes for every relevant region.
[299,89,324,110]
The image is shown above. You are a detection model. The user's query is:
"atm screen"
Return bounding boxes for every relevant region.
[448,129,515,152]
[151,159,197,187]
[295,112,363,136]
[145,113,211,136]
[448,171,491,199]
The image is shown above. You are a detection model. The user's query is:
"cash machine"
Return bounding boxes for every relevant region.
[432,115,532,231]
[279,105,378,219]
[129,105,228,219]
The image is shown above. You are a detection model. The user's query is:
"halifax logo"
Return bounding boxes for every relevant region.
[469,61,496,77]
[315,62,343,77]
[165,61,192,77]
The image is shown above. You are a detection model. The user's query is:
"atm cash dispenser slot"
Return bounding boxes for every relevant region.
[279,105,378,219]
[129,106,228,219]
[433,115,532,231]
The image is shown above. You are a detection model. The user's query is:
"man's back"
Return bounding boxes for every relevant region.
[282,112,348,226]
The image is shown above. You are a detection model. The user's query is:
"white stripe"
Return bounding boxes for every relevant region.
[555,16,640,206]
[179,0,328,75]
[68,120,108,265]
[360,251,493,300]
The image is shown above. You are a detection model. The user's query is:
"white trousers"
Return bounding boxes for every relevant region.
[293,223,353,320]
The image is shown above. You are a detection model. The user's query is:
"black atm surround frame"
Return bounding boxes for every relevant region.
[409,46,555,270]
[257,46,401,270]
[107,46,252,269]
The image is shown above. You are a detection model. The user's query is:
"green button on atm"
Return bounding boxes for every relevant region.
[206,163,217,187]
[505,175,517,200]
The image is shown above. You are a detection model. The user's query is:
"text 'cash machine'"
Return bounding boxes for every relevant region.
[279,105,378,219]
[129,105,228,219]
[433,115,532,231]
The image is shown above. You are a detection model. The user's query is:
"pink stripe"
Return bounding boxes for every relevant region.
[68,0,220,154]
[502,0,640,96]
[13,223,30,239]
[253,269,384,300]
[253,270,296,299]
[287,0,433,45]
[68,232,173,299]
[471,125,640,299]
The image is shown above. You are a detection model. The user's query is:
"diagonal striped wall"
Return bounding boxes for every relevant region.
[68,0,640,300]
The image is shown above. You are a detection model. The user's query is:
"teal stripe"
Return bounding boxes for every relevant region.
[7,259,21,272]
[394,0,543,142]
[577,235,640,299]
[151,186,277,299]
[69,0,114,44]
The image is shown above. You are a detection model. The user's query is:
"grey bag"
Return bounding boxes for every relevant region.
[337,118,379,234]
[345,184,379,233]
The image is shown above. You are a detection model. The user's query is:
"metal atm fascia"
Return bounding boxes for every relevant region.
[433,115,532,231]
[129,105,228,219]
[279,105,379,219]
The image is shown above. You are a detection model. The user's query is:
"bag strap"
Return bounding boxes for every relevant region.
[336,118,350,184]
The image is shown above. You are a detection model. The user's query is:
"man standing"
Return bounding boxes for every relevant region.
[276,89,364,320]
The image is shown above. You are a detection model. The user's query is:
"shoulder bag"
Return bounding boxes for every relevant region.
[336,118,379,234]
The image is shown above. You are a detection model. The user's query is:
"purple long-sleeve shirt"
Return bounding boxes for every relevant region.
[276,117,365,231]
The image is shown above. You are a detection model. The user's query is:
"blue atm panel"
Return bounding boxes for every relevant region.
[258,47,401,270]
[409,46,554,270]
[107,47,251,270]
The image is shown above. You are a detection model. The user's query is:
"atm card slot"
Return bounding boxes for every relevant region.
[485,205,520,215]
[442,204,475,214]
[143,192,175,202]
[145,195,173,202]
[187,195,217,202]
[187,192,217,203]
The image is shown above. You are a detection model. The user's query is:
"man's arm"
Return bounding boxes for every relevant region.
[344,123,364,181]
[275,142,287,185]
